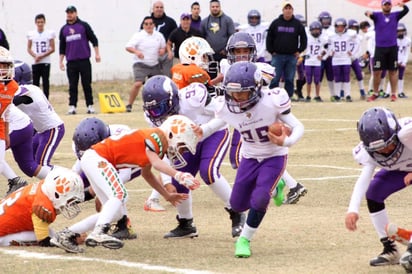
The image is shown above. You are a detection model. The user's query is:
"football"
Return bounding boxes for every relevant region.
[268,122,292,136]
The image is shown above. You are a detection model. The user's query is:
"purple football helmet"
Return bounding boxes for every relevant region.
[72,117,110,159]
[142,75,180,126]
[318,11,332,29]
[223,61,262,113]
[357,107,403,167]
[226,32,257,64]
[348,19,359,33]
[309,21,322,38]
[247,9,261,26]
[14,60,32,84]
[398,23,407,39]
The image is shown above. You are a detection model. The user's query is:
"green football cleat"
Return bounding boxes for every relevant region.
[235,236,251,258]
[273,179,285,206]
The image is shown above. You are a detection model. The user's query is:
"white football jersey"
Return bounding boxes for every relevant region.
[215,87,290,160]
[353,117,412,171]
[328,31,357,66]
[27,29,56,64]
[14,84,63,133]
[304,33,328,67]
[241,22,271,62]
[178,82,223,127]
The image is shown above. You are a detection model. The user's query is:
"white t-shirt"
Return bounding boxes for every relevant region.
[125,30,166,66]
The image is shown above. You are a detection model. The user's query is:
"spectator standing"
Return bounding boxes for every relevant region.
[0,28,9,49]
[125,16,165,113]
[266,1,307,98]
[59,5,101,115]
[27,14,55,99]
[365,0,409,102]
[167,13,202,64]
[150,1,177,77]
[200,0,235,62]
[190,2,202,31]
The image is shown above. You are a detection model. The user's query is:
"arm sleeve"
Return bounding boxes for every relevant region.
[347,165,375,213]
[266,23,275,54]
[399,5,409,20]
[279,112,304,147]
[83,21,99,47]
[59,27,66,55]
[298,24,308,53]
[200,118,227,139]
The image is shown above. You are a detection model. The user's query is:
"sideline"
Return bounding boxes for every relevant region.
[0,249,215,274]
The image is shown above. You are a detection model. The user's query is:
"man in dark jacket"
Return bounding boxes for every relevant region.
[266,1,307,98]
[149,1,177,77]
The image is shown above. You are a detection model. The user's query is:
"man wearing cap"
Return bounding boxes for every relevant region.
[266,1,307,98]
[167,13,203,65]
[59,5,101,115]
[365,0,409,102]
[200,0,235,62]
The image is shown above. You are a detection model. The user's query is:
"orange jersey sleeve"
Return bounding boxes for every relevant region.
[0,181,56,237]
[171,63,211,89]
[91,128,167,169]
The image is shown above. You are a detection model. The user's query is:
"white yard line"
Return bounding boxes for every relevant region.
[0,249,215,274]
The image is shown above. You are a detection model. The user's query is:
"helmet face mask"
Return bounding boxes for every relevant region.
[41,167,85,219]
[223,61,262,113]
[73,117,110,159]
[142,75,180,126]
[226,32,257,64]
[358,107,403,166]
[159,115,199,169]
[0,46,14,81]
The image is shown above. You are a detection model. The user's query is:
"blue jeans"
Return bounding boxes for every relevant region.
[269,54,297,97]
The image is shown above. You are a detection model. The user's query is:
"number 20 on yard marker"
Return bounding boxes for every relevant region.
[98,92,126,113]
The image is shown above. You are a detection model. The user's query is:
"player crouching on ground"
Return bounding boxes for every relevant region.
[51,115,201,253]
[0,167,84,247]
[345,107,412,270]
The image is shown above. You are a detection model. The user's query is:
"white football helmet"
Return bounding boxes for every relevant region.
[160,115,199,169]
[0,46,14,81]
[179,37,214,70]
[41,167,85,219]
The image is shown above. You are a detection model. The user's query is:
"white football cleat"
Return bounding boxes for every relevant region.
[143,198,166,212]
